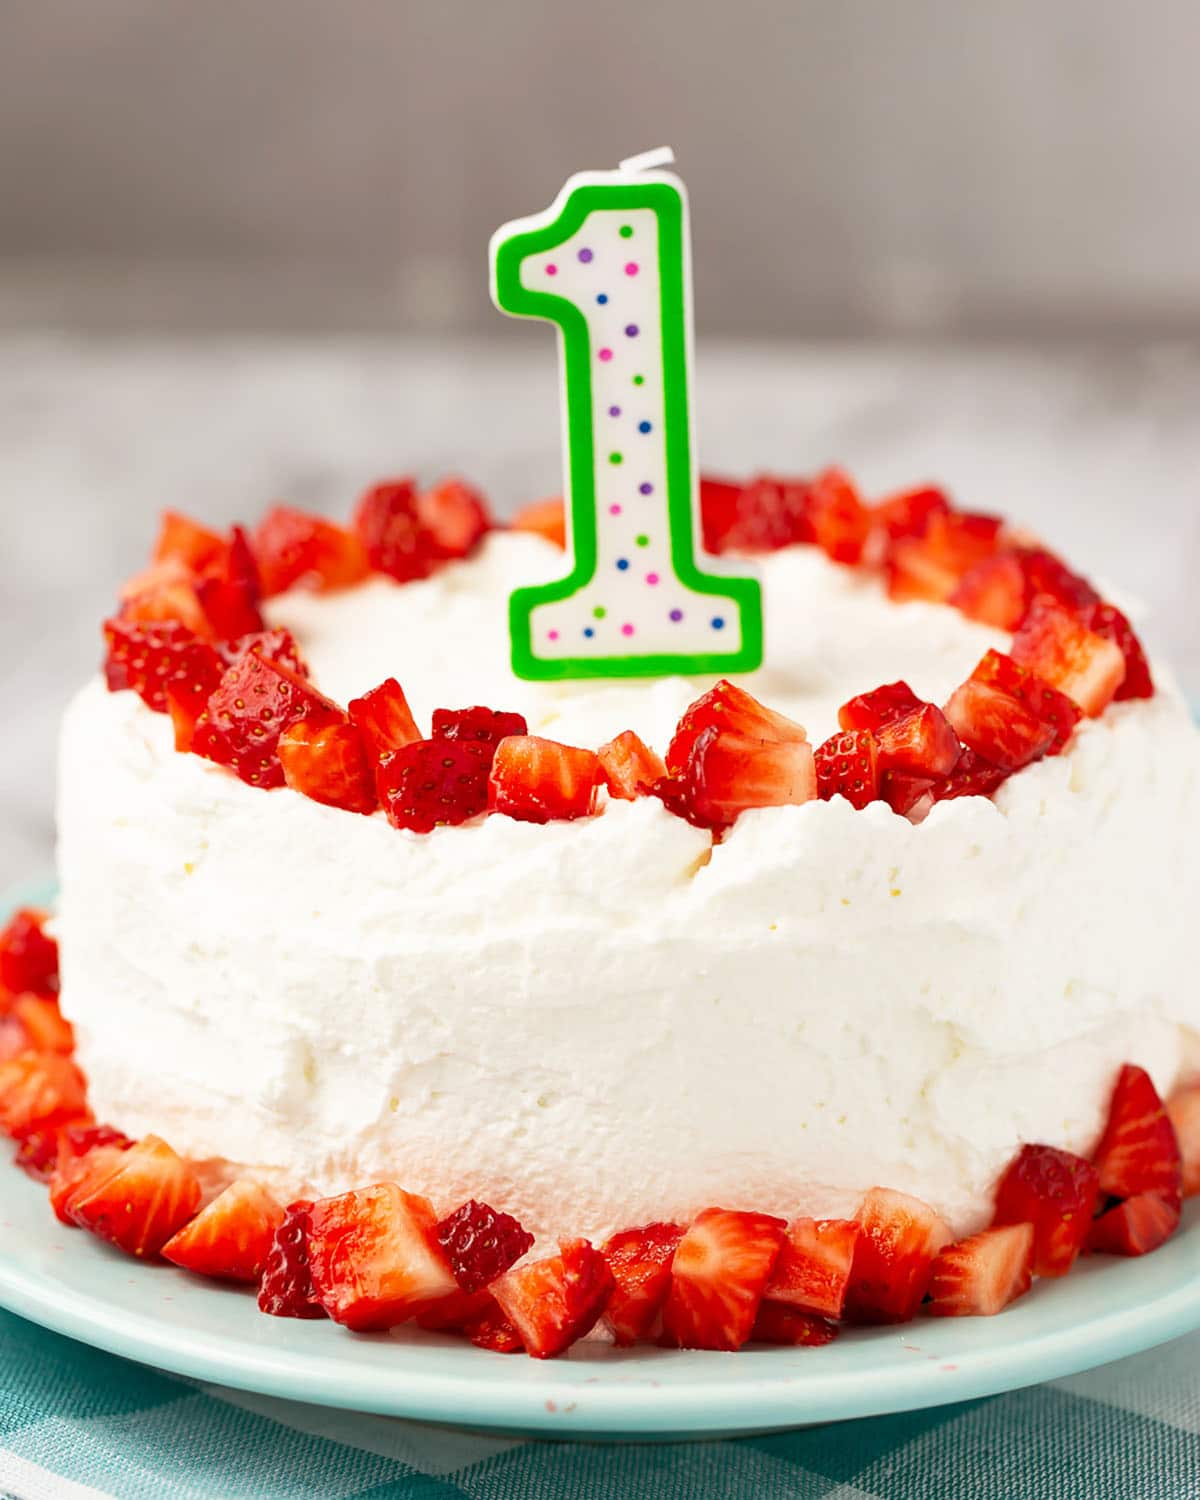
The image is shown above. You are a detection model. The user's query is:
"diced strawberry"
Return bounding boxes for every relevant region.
[348,678,422,762]
[930,747,1011,803]
[1079,602,1155,701]
[162,1178,285,1283]
[948,552,1029,630]
[10,995,74,1054]
[838,681,923,735]
[814,730,880,809]
[432,706,529,756]
[252,507,370,597]
[306,1183,458,1331]
[488,736,600,824]
[36,1122,129,1196]
[701,474,814,555]
[415,1286,495,1331]
[927,1223,1034,1317]
[510,497,566,549]
[1166,1087,1200,1198]
[807,467,870,564]
[764,1217,861,1319]
[378,738,492,833]
[103,618,224,717]
[193,527,265,640]
[194,650,344,790]
[257,1200,326,1319]
[943,679,1056,771]
[0,909,59,997]
[416,478,492,560]
[435,1199,535,1294]
[881,772,937,818]
[1018,548,1099,613]
[751,1303,839,1346]
[13,1112,94,1182]
[68,1134,202,1259]
[970,650,1082,755]
[50,1142,132,1226]
[119,559,212,637]
[1087,1193,1181,1256]
[885,511,1003,603]
[875,704,961,779]
[698,475,746,555]
[600,1221,684,1345]
[660,1207,787,1351]
[353,478,439,583]
[279,719,378,815]
[1091,1064,1182,1205]
[871,486,950,543]
[0,1053,88,1139]
[491,1238,615,1359]
[153,511,228,574]
[844,1187,951,1324]
[1011,596,1127,716]
[217,628,310,676]
[992,1143,1100,1277]
[657,726,817,831]
[597,730,667,801]
[665,680,808,776]
[463,1302,524,1354]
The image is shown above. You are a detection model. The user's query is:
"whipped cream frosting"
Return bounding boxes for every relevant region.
[56,536,1200,1243]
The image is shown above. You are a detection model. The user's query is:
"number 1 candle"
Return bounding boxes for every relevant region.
[490,147,763,681]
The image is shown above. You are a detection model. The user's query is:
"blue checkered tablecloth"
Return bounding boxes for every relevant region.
[0,1311,1196,1499]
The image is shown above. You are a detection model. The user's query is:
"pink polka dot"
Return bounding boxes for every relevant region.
[598,347,613,362]
[646,572,660,585]
[609,503,622,515]
[624,262,639,276]
[548,629,560,641]
[546,264,558,276]
[621,623,635,637]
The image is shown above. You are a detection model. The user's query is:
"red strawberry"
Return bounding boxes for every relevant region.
[119,559,213,637]
[195,649,344,789]
[838,681,923,735]
[50,1141,130,1225]
[463,1303,524,1354]
[704,474,814,555]
[9,996,74,1055]
[807,467,870,564]
[193,527,265,640]
[1018,548,1099,613]
[68,1134,202,1259]
[0,1053,87,1139]
[217,628,310,676]
[930,747,1010,803]
[1079,602,1154,701]
[970,650,1082,755]
[432,706,529,754]
[881,772,937,818]
[927,1223,1034,1317]
[416,478,492,560]
[948,552,1029,630]
[251,507,370,597]
[814,730,880,809]
[306,1184,458,1331]
[378,738,492,832]
[1091,1064,1182,1205]
[870,486,950,543]
[353,478,439,583]
[416,1287,496,1331]
[103,618,224,717]
[257,1200,326,1319]
[600,1222,684,1345]
[153,511,228,574]
[943,679,1056,771]
[162,1178,285,1283]
[490,1238,615,1359]
[764,1217,861,1319]
[435,1199,535,1294]
[510,497,566,550]
[991,1143,1100,1277]
[1011,596,1126,717]
[886,511,1003,603]
[597,730,667,801]
[657,726,817,830]
[1087,1193,1181,1256]
[488,736,600,824]
[660,1207,787,1351]
[751,1303,839,1346]
[875,704,961,779]
[0,909,59,996]
[279,719,378,815]
[1166,1087,1200,1198]
[698,475,746,554]
[348,678,422,762]
[666,680,808,775]
[13,1110,98,1182]
[844,1188,951,1324]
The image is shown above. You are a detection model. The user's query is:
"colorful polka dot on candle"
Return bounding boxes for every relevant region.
[624,263,639,276]
[548,629,559,641]
[578,247,593,263]
[609,452,623,465]
[617,558,629,571]
[593,606,606,620]
[583,626,595,638]
[711,617,725,630]
[621,623,635,636]
[619,225,634,239]
[546,264,558,276]
[609,503,622,515]
[597,293,608,304]
[638,482,653,495]
[636,534,649,547]
[632,374,645,386]
[646,572,660,585]
[625,324,639,337]
[598,347,613,362]
[608,404,621,416]
[638,420,651,433]
[670,609,684,622]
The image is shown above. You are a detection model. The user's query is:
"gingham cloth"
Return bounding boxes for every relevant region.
[0,1312,1196,1499]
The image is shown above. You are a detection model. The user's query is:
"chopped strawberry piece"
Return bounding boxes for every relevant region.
[1011,596,1126,716]
[764,1217,861,1319]
[10,995,74,1054]
[349,678,422,762]
[432,706,529,755]
[13,1113,93,1182]
[885,511,1003,603]
[193,528,265,639]
[871,486,950,543]
[103,618,224,717]
[435,1199,535,1294]
[251,507,370,597]
[162,1178,285,1283]
[488,736,600,824]
[751,1303,839,1346]
[1091,1064,1182,1205]
[416,478,492,560]
[1018,548,1099,613]
[1166,1087,1200,1198]
[597,730,667,801]
[943,679,1056,772]
[970,650,1082,755]
[0,909,59,996]
[491,1238,615,1359]
[1079,602,1155,701]
[464,1303,524,1354]
[0,1053,87,1139]
[702,474,814,555]
[807,467,870,564]
[378,738,492,832]
[600,1222,684,1345]
[45,1123,131,1205]
[927,1223,1034,1317]
[992,1143,1100,1277]
[257,1200,326,1319]
[50,1142,132,1226]
[119,559,212,637]
[657,726,817,830]
[353,478,439,583]
[510,497,566,549]
[279,718,378,815]
[948,552,1029,630]
[217,628,310,676]
[153,511,228,574]
[306,1184,458,1331]
[195,649,344,790]
[814,730,880,809]
[666,680,808,776]
[660,1207,787,1351]
[68,1134,202,1259]
[844,1187,951,1324]
[874,704,961,779]
[698,475,746,555]
[930,746,1010,803]
[416,1287,495,1331]
[1087,1193,1181,1256]
[881,772,937,818]
[838,681,923,735]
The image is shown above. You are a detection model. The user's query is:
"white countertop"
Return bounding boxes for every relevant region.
[2,334,1197,886]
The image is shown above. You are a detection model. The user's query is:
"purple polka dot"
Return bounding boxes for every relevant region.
[577,248,593,263]
[546,264,558,276]
[646,572,660,586]
[548,629,560,641]
[625,324,639,337]
[598,347,613,362]
[624,262,639,276]
[608,404,622,417]
[638,482,653,495]
[621,623,635,637]
[609,503,622,515]
[669,608,684,622]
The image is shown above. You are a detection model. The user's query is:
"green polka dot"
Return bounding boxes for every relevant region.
[635,534,650,547]
[608,451,623,465]
[619,225,634,239]
[632,374,645,387]
[593,606,606,620]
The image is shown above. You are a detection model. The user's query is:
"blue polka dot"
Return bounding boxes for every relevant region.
[616,558,630,571]
[638,420,652,434]
[583,626,595,638]
[711,616,726,630]
[597,293,609,305]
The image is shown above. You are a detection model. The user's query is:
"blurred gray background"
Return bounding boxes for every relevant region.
[0,0,1198,884]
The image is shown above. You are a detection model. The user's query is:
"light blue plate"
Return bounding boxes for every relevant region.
[2,881,1197,1437]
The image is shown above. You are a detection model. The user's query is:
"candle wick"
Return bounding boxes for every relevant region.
[618,145,676,174]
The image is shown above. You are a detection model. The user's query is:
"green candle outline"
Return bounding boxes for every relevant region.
[492,178,763,681]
